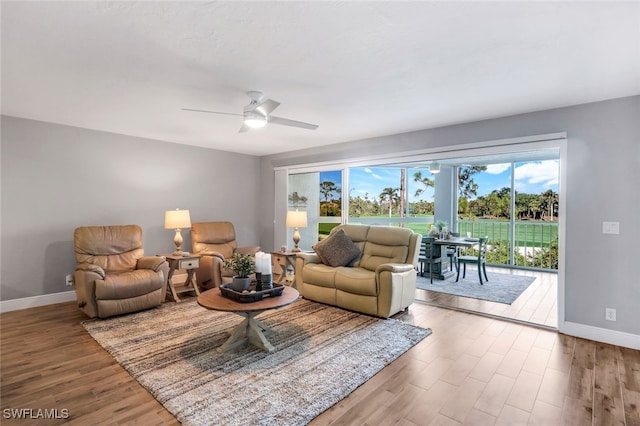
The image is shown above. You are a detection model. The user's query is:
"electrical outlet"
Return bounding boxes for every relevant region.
[602,221,620,234]
[605,308,616,321]
[65,274,74,286]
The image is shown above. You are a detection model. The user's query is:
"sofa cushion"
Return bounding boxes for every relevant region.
[360,243,409,271]
[301,263,337,288]
[335,267,377,296]
[312,229,361,267]
[96,270,164,300]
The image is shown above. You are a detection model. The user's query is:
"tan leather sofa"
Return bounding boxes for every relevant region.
[191,221,260,289]
[73,225,169,318]
[295,224,422,318]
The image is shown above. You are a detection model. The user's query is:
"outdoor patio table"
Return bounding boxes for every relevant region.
[429,237,479,279]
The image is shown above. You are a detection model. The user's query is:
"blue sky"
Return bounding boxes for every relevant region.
[320,160,559,201]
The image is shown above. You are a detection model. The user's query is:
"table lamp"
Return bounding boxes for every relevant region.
[164,209,191,255]
[286,210,308,252]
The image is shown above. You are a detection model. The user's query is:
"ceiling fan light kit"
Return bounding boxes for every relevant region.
[183,91,318,133]
[243,111,267,129]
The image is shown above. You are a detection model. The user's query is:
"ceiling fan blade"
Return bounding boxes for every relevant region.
[268,116,319,130]
[254,99,280,116]
[238,122,250,133]
[182,108,243,117]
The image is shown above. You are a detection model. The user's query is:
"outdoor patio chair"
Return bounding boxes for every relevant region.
[445,232,460,272]
[419,236,441,283]
[456,236,489,284]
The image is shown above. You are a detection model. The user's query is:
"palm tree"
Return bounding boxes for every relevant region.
[413,171,434,198]
[379,187,398,217]
[540,189,559,220]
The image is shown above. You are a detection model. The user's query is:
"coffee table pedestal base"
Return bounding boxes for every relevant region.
[218,311,274,353]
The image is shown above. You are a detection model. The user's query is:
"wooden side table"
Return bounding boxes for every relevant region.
[271,251,298,285]
[163,254,202,302]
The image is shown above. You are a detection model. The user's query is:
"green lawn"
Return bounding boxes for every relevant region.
[317,217,557,247]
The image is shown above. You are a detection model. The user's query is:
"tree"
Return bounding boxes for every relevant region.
[319,181,337,203]
[413,171,434,198]
[379,187,398,217]
[540,189,559,221]
[458,166,487,199]
[319,180,341,216]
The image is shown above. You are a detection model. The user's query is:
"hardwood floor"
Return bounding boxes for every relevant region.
[415,267,558,329]
[2,298,638,425]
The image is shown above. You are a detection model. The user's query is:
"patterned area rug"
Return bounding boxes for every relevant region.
[82,298,431,426]
[416,271,536,304]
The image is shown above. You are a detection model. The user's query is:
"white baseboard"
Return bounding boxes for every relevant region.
[560,321,640,350]
[0,291,76,313]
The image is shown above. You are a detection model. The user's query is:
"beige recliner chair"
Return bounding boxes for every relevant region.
[191,221,260,289]
[73,225,169,318]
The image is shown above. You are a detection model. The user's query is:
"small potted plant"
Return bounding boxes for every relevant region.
[428,220,449,238]
[223,253,256,292]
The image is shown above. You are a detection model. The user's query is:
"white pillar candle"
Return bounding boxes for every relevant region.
[264,253,272,275]
[255,251,263,273]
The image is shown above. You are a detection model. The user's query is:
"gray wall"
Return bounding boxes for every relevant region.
[1,116,261,301]
[2,96,639,337]
[260,96,640,335]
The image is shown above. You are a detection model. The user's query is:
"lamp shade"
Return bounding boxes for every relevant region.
[430,162,441,174]
[286,210,308,228]
[164,209,191,229]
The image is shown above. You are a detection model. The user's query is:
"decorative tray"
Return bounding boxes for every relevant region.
[219,283,285,303]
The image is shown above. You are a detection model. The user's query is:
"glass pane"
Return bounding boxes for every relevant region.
[514,160,559,269]
[288,170,344,249]
[287,172,318,251]
[457,164,512,263]
[319,170,342,217]
[347,167,403,226]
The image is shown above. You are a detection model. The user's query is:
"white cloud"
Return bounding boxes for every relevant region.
[364,167,383,180]
[485,163,511,174]
[515,160,559,191]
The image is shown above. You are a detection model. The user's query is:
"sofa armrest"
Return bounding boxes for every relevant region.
[195,254,224,288]
[296,252,321,265]
[294,252,321,288]
[375,263,418,318]
[200,251,224,260]
[73,267,104,318]
[234,246,261,256]
[75,262,105,279]
[375,263,415,274]
[137,256,167,272]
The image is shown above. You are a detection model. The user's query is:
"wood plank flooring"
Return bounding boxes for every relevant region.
[2,297,638,425]
[415,267,558,328]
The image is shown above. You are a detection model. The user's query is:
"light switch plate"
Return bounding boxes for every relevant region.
[602,221,620,234]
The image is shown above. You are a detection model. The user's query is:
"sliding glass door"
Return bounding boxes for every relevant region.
[287,170,343,249]
[456,159,559,270]
[285,145,560,271]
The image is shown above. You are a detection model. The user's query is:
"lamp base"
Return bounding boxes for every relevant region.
[172,229,184,256]
[292,228,301,253]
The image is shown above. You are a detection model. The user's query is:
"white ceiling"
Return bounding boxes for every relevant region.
[2,1,639,156]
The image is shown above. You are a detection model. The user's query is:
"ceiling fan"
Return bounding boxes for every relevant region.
[182,91,319,133]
